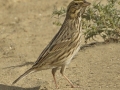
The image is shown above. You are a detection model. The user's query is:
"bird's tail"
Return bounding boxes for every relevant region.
[12,67,35,85]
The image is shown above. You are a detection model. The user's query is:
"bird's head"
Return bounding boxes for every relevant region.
[67,0,90,19]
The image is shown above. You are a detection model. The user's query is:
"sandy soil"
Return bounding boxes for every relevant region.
[0,0,120,90]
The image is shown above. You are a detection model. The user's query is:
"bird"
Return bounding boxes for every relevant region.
[12,0,90,88]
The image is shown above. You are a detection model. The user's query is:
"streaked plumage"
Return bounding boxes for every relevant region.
[12,0,90,88]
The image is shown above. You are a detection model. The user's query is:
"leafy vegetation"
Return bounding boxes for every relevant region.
[52,0,120,43]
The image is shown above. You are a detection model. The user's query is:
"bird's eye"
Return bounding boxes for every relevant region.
[75,3,78,5]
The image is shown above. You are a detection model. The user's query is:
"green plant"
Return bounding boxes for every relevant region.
[52,7,66,26]
[83,0,120,43]
[52,0,120,43]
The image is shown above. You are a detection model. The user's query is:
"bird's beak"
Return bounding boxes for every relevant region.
[82,1,91,7]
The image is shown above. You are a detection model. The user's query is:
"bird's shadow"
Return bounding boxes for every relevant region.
[3,62,34,69]
[0,84,41,90]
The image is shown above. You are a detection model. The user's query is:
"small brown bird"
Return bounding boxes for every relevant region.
[12,0,90,88]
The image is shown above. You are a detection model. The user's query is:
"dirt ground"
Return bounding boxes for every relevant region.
[0,0,120,90]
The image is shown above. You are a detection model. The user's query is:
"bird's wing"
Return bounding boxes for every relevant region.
[32,22,72,67]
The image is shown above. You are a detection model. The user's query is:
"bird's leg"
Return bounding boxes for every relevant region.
[60,65,75,88]
[52,67,59,89]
